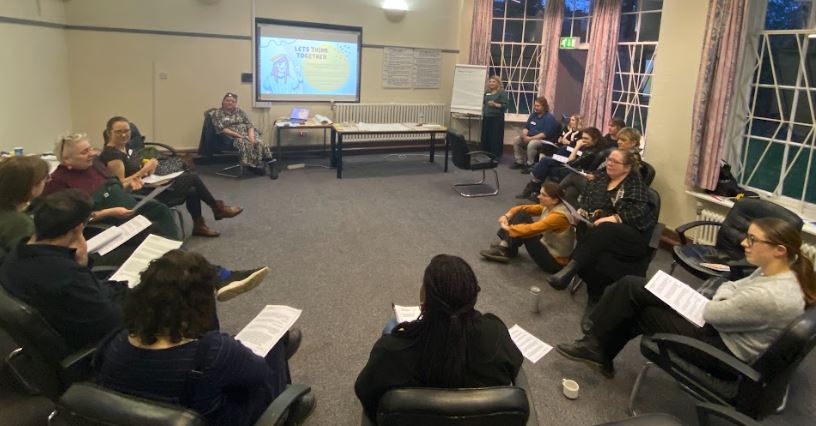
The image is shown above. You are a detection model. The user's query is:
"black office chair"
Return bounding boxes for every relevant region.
[639,160,655,186]
[126,122,181,162]
[196,108,245,178]
[0,285,96,400]
[596,402,758,426]
[361,370,536,426]
[449,130,500,197]
[670,198,803,280]
[49,382,312,426]
[628,307,816,420]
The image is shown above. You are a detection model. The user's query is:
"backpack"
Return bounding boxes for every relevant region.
[706,160,742,197]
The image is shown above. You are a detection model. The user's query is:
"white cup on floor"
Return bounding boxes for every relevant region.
[562,379,579,399]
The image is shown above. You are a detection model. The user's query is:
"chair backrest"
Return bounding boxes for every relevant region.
[197,108,234,156]
[747,308,816,415]
[448,130,471,171]
[52,382,206,426]
[126,122,146,152]
[376,387,529,426]
[716,199,803,257]
[639,161,656,186]
[0,285,72,366]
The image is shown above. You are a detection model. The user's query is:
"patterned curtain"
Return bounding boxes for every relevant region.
[580,0,622,129]
[469,0,493,65]
[685,0,752,189]
[538,0,565,106]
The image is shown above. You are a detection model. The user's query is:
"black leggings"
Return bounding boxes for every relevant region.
[155,172,216,219]
[497,211,563,274]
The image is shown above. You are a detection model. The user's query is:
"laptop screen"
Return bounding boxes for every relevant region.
[290,107,309,121]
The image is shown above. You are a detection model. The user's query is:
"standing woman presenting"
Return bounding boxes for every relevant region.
[481,75,508,159]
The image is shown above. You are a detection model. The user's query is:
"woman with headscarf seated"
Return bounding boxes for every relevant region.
[209,92,276,176]
[44,132,182,240]
[479,181,575,274]
[556,218,814,378]
[354,254,522,422]
[99,116,242,238]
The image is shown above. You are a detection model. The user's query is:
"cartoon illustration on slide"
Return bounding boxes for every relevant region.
[263,53,303,94]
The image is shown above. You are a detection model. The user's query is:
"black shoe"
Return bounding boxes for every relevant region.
[489,240,504,249]
[284,328,302,360]
[556,336,615,378]
[288,392,316,425]
[480,247,511,263]
[509,162,525,170]
[546,260,579,290]
[215,267,269,301]
[515,181,541,200]
[266,159,279,180]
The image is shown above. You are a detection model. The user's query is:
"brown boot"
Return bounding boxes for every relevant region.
[192,217,220,237]
[212,200,243,220]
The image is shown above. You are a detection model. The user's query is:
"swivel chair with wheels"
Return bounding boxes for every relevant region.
[448,129,500,198]
[197,108,245,178]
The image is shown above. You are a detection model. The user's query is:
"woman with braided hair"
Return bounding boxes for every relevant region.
[354,254,522,421]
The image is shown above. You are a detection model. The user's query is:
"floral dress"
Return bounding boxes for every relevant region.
[209,108,273,168]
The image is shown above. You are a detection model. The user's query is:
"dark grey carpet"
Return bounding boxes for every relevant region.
[1,153,813,425]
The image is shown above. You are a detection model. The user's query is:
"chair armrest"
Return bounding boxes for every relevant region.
[60,345,96,371]
[254,384,311,426]
[512,369,537,426]
[675,221,723,244]
[695,402,759,426]
[650,333,762,382]
[144,142,179,157]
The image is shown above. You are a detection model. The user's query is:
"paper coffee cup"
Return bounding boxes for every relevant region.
[13,147,23,156]
[562,379,579,399]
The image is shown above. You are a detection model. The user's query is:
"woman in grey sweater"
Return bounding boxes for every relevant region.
[555,217,815,378]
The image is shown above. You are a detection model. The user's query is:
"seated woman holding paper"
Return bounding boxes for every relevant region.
[354,254,523,421]
[96,250,313,426]
[44,132,182,240]
[556,218,814,378]
[516,127,609,201]
[99,116,242,238]
[0,156,50,251]
[545,149,657,307]
[479,181,575,274]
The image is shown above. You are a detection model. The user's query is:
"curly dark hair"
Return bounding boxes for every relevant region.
[394,254,481,387]
[123,250,217,344]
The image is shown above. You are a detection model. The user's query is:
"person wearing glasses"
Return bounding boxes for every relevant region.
[556,217,814,378]
[209,92,275,175]
[0,156,50,251]
[99,116,242,238]
[545,149,657,311]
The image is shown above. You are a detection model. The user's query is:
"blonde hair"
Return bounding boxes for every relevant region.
[54,133,89,163]
[617,127,642,144]
[570,114,584,130]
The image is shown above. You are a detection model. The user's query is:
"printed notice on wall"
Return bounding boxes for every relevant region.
[382,47,441,89]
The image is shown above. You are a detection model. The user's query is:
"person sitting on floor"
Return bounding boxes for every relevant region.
[545,149,657,308]
[354,254,522,422]
[510,96,562,172]
[0,156,50,251]
[556,218,814,378]
[95,250,315,426]
[516,127,609,201]
[0,190,269,353]
[479,181,575,274]
[99,116,242,237]
[44,132,182,241]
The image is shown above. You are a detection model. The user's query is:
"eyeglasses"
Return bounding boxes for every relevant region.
[112,129,131,135]
[743,234,776,247]
[606,158,624,165]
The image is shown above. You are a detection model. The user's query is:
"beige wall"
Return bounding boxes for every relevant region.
[0,0,72,154]
[643,0,710,229]
[62,0,464,150]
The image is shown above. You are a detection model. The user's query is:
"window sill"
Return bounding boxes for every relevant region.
[685,190,816,237]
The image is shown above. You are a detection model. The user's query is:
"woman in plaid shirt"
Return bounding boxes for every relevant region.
[546,149,657,306]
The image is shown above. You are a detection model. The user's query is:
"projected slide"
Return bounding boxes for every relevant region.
[255,19,362,104]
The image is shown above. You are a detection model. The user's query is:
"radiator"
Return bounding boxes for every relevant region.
[696,208,816,264]
[334,103,447,143]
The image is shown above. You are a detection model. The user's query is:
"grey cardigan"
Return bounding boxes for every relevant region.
[705,269,805,363]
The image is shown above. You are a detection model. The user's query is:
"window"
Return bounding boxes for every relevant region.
[736,0,816,206]
[561,0,593,47]
[490,0,548,115]
[611,0,663,133]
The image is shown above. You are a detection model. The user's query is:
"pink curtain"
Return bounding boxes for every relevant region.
[686,0,748,189]
[580,0,622,129]
[469,0,493,65]
[538,0,565,106]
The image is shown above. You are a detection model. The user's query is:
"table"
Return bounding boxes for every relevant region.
[274,118,333,165]
[330,123,449,179]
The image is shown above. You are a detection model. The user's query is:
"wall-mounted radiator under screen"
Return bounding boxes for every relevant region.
[334,103,447,143]
[695,208,816,264]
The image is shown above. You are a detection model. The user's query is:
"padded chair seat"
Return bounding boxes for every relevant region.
[377,387,529,426]
[469,157,499,170]
[672,245,737,279]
